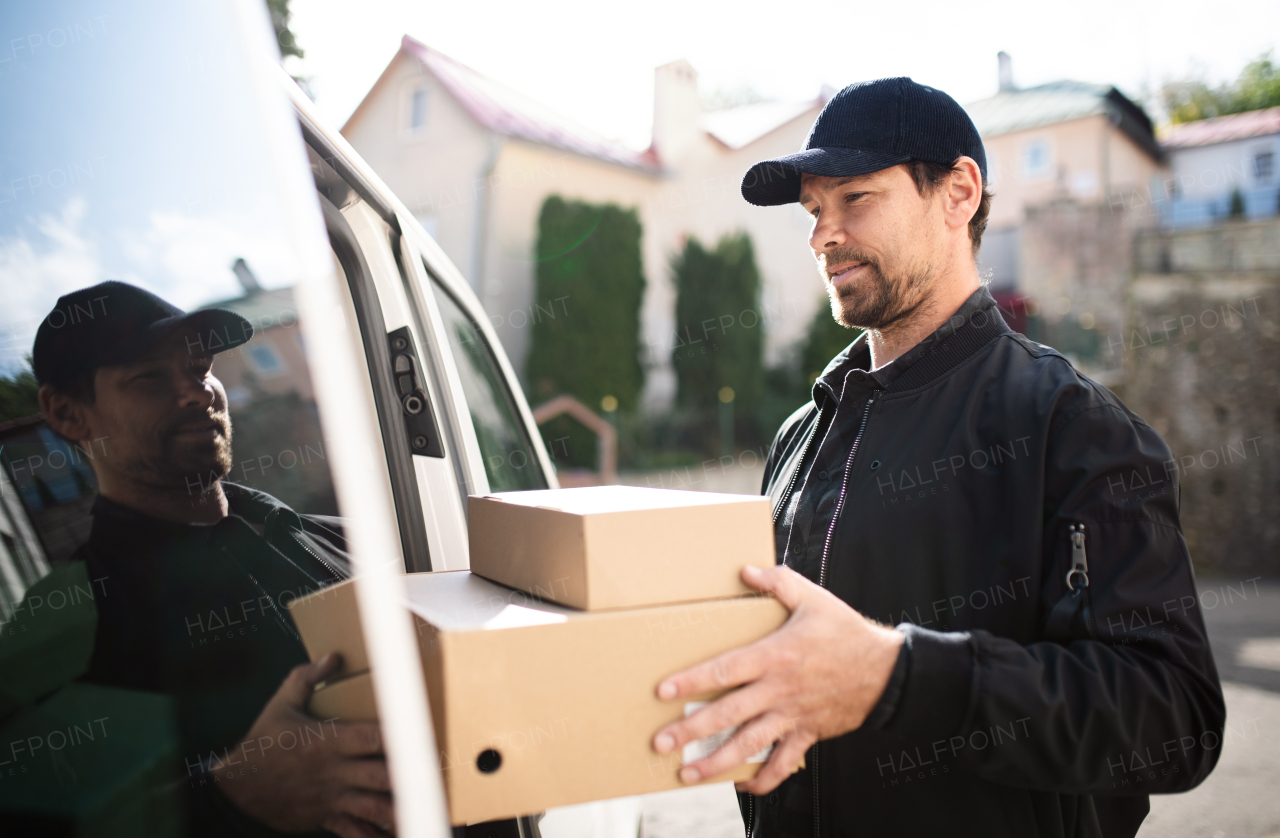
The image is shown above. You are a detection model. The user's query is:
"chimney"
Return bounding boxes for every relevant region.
[998,52,1015,93]
[652,60,701,165]
[232,257,261,294]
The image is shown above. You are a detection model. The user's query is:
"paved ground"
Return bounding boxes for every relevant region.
[625,579,1280,838]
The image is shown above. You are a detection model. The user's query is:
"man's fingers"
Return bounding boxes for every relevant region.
[333,722,384,757]
[656,641,767,704]
[322,812,390,838]
[339,757,393,793]
[278,653,343,707]
[333,789,395,830]
[740,733,813,796]
[677,711,790,784]
[742,564,806,611]
[654,683,770,756]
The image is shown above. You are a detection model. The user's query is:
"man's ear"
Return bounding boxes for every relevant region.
[39,383,94,446]
[943,156,983,232]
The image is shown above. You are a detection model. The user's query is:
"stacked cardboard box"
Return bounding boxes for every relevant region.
[288,486,787,825]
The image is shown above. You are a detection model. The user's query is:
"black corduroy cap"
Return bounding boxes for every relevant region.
[32,281,254,386]
[741,77,986,206]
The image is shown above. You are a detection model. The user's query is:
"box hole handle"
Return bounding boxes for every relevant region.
[476,748,502,774]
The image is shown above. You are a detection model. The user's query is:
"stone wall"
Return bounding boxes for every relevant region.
[1123,218,1280,574]
[1019,198,1154,383]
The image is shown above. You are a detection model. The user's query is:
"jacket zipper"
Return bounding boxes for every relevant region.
[1068,524,1099,641]
[745,793,754,838]
[773,407,824,525]
[819,398,874,588]
[812,395,876,838]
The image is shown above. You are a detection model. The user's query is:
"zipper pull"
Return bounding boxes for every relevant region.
[1066,523,1089,591]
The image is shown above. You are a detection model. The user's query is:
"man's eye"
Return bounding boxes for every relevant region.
[845,192,865,203]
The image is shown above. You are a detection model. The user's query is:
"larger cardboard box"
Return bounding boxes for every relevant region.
[288,572,788,825]
[467,485,775,610]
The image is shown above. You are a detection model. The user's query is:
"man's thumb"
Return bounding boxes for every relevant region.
[280,653,343,706]
[742,564,804,611]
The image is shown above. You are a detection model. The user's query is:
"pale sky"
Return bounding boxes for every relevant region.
[288,0,1278,150]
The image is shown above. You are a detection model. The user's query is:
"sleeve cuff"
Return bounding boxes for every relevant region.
[863,629,911,730]
[878,624,975,742]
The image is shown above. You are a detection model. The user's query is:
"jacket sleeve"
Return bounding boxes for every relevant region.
[879,387,1226,796]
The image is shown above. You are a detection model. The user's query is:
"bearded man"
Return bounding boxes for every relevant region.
[651,79,1224,838]
[35,281,391,838]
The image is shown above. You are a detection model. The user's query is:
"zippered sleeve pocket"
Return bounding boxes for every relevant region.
[1043,522,1099,642]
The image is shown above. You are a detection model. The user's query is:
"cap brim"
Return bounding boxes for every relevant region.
[134,308,255,359]
[741,147,911,206]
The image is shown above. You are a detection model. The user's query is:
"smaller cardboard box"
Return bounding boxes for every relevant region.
[467,485,774,610]
[288,571,789,825]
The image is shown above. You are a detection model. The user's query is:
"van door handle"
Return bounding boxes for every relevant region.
[387,327,444,457]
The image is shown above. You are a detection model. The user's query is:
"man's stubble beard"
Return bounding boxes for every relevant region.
[130,409,234,491]
[821,246,933,332]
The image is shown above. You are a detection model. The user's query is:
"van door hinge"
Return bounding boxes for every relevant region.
[387,327,444,458]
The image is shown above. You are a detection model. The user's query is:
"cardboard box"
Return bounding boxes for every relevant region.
[288,571,789,825]
[467,486,775,610]
[310,672,377,723]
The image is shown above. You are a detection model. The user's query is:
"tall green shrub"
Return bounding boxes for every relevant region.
[670,232,764,453]
[800,297,862,384]
[526,196,644,468]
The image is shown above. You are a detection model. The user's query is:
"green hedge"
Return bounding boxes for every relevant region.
[526,196,644,469]
[670,232,765,453]
[800,297,862,384]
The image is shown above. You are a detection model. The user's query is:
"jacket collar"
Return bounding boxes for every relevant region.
[812,286,1009,406]
[89,481,288,536]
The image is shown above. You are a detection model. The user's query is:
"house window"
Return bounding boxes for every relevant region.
[245,342,284,376]
[1255,151,1274,181]
[1022,140,1052,181]
[409,88,428,132]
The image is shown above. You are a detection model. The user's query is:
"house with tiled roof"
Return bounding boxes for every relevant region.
[962,63,1166,293]
[342,37,829,409]
[1159,106,1280,227]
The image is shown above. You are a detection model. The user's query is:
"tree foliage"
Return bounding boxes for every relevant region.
[266,0,304,60]
[670,232,764,451]
[0,363,40,424]
[526,197,644,468]
[1163,52,1280,124]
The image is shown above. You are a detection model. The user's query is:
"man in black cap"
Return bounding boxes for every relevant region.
[652,79,1223,837]
[34,281,391,838]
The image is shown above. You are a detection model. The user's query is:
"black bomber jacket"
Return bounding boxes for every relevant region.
[739,288,1224,838]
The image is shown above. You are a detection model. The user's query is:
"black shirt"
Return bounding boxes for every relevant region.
[75,483,348,823]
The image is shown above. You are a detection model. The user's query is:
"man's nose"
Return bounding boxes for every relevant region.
[176,370,215,408]
[809,212,846,253]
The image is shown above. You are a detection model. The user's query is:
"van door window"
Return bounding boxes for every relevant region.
[428,277,548,492]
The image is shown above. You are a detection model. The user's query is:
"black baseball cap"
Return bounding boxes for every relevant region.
[32,281,254,387]
[741,77,986,206]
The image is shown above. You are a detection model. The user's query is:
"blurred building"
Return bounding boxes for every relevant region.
[343,37,829,410]
[1159,106,1280,228]
[0,414,90,575]
[959,56,1167,383]
[0,422,54,618]
[199,262,338,515]
[345,42,1178,403]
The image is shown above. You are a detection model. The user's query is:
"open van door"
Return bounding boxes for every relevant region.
[285,60,644,838]
[0,1,448,835]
